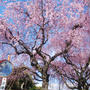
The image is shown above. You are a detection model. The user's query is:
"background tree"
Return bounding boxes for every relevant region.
[50,12,90,90]
[0,0,90,90]
[6,66,35,90]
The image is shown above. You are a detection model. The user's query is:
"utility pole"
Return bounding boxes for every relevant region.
[0,78,7,90]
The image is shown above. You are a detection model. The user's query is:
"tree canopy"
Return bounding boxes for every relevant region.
[0,0,90,90]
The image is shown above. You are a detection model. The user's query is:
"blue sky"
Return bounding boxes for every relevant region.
[0,4,5,16]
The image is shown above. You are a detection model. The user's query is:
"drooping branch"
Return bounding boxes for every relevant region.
[2,42,26,55]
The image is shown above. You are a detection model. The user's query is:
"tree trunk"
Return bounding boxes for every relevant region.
[78,85,82,90]
[41,74,49,90]
[42,80,48,90]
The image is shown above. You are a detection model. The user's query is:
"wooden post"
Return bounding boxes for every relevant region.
[8,55,10,61]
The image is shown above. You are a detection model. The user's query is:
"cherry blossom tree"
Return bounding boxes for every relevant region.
[0,0,90,90]
[50,6,90,90]
[6,66,34,90]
